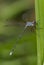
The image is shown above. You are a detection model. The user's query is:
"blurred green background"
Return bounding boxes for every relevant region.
[0,0,37,65]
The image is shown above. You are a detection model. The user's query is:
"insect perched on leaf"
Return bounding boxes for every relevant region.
[9,20,36,56]
[25,21,36,32]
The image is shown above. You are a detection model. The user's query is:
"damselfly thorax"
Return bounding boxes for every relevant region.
[25,21,36,32]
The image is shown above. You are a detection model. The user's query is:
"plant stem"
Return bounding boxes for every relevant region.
[35,0,43,65]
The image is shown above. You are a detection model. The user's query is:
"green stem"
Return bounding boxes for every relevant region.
[35,0,43,65]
